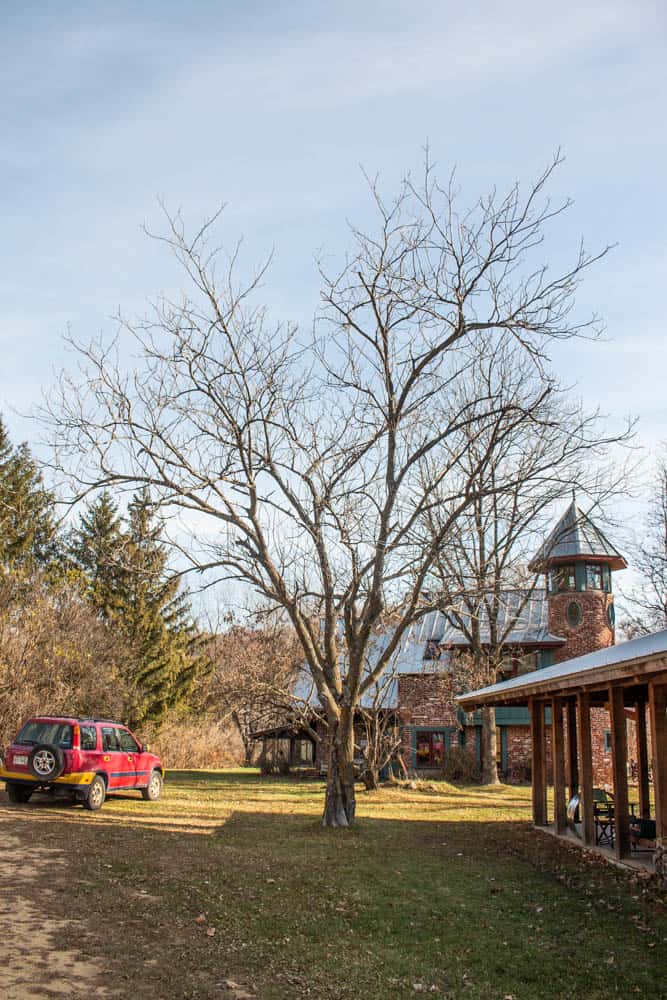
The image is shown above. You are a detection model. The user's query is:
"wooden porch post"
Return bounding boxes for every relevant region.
[609,685,631,859]
[635,696,651,820]
[552,697,567,834]
[530,698,547,826]
[566,699,579,800]
[648,682,667,848]
[576,692,595,846]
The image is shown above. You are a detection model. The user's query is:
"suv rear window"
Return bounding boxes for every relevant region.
[16,721,73,748]
[80,725,97,751]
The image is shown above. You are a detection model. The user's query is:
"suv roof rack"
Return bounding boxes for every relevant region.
[77,718,124,725]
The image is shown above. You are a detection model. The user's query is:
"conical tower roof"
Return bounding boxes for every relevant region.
[528,498,627,572]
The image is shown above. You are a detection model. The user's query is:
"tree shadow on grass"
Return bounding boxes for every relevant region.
[0,794,665,1000]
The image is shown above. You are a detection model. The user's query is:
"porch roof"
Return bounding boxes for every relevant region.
[457,628,667,709]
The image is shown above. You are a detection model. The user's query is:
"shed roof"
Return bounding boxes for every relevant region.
[457,628,667,709]
[528,499,627,571]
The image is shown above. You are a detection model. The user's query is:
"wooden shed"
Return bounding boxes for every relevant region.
[458,630,667,872]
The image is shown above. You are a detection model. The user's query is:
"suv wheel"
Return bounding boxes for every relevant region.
[6,783,32,804]
[84,775,106,811]
[141,769,163,802]
[28,744,65,781]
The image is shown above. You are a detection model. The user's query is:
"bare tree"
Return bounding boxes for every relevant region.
[623,449,667,635]
[198,618,304,766]
[44,154,613,826]
[426,336,632,783]
[356,667,406,791]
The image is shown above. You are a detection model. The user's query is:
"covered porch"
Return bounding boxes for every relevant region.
[458,630,667,875]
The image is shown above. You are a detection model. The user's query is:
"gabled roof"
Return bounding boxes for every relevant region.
[457,628,667,709]
[412,589,565,649]
[528,499,627,572]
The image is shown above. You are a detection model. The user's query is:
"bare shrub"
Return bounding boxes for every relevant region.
[441,746,481,784]
[141,715,244,770]
[0,572,129,750]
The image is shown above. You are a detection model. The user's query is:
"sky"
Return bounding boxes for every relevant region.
[0,0,665,608]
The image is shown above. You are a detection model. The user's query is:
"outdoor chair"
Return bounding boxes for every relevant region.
[593,788,615,848]
[592,788,614,816]
[629,817,657,855]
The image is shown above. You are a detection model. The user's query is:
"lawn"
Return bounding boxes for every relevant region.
[1,771,665,1000]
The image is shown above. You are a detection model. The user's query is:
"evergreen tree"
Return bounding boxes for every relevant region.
[0,416,56,569]
[69,491,126,620]
[120,489,204,725]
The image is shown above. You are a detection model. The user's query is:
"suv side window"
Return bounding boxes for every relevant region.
[80,725,97,751]
[101,727,120,752]
[118,729,139,753]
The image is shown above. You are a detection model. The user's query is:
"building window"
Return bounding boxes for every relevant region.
[566,601,582,627]
[549,565,576,593]
[585,563,604,591]
[498,651,537,680]
[415,731,446,768]
[424,640,442,661]
[607,602,616,627]
[604,730,612,752]
[293,739,314,764]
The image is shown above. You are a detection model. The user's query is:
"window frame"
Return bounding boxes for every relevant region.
[549,564,576,593]
[415,730,446,768]
[101,726,121,752]
[118,728,140,753]
[585,563,604,591]
[79,725,98,751]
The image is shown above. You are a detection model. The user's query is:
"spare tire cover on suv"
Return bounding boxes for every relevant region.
[28,744,65,780]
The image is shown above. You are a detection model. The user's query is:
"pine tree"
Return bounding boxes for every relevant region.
[0,416,56,569]
[69,492,126,620]
[120,489,204,725]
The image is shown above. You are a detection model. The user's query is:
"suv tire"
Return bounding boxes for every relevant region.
[28,744,65,781]
[141,769,163,801]
[84,775,106,811]
[6,783,32,804]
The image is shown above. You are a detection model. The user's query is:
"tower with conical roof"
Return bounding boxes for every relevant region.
[528,497,627,663]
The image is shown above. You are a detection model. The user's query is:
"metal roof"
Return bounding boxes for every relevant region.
[413,590,565,649]
[528,499,627,572]
[291,590,564,713]
[457,628,667,709]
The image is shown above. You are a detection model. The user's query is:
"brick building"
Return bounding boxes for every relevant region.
[256,499,635,785]
[398,498,632,783]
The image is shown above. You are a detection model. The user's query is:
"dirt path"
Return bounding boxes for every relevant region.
[0,795,257,1000]
[0,815,115,999]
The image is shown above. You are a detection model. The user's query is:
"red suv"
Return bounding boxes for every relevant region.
[0,716,164,811]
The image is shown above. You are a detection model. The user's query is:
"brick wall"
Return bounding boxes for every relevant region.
[548,590,615,662]
[503,707,641,788]
[397,673,461,771]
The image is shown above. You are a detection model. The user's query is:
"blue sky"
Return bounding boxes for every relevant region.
[1,3,665,535]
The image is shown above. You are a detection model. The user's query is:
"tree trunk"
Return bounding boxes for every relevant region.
[480,705,500,785]
[361,767,379,791]
[322,709,356,827]
[232,710,253,767]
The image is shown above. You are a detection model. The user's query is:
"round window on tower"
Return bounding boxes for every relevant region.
[566,601,582,628]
